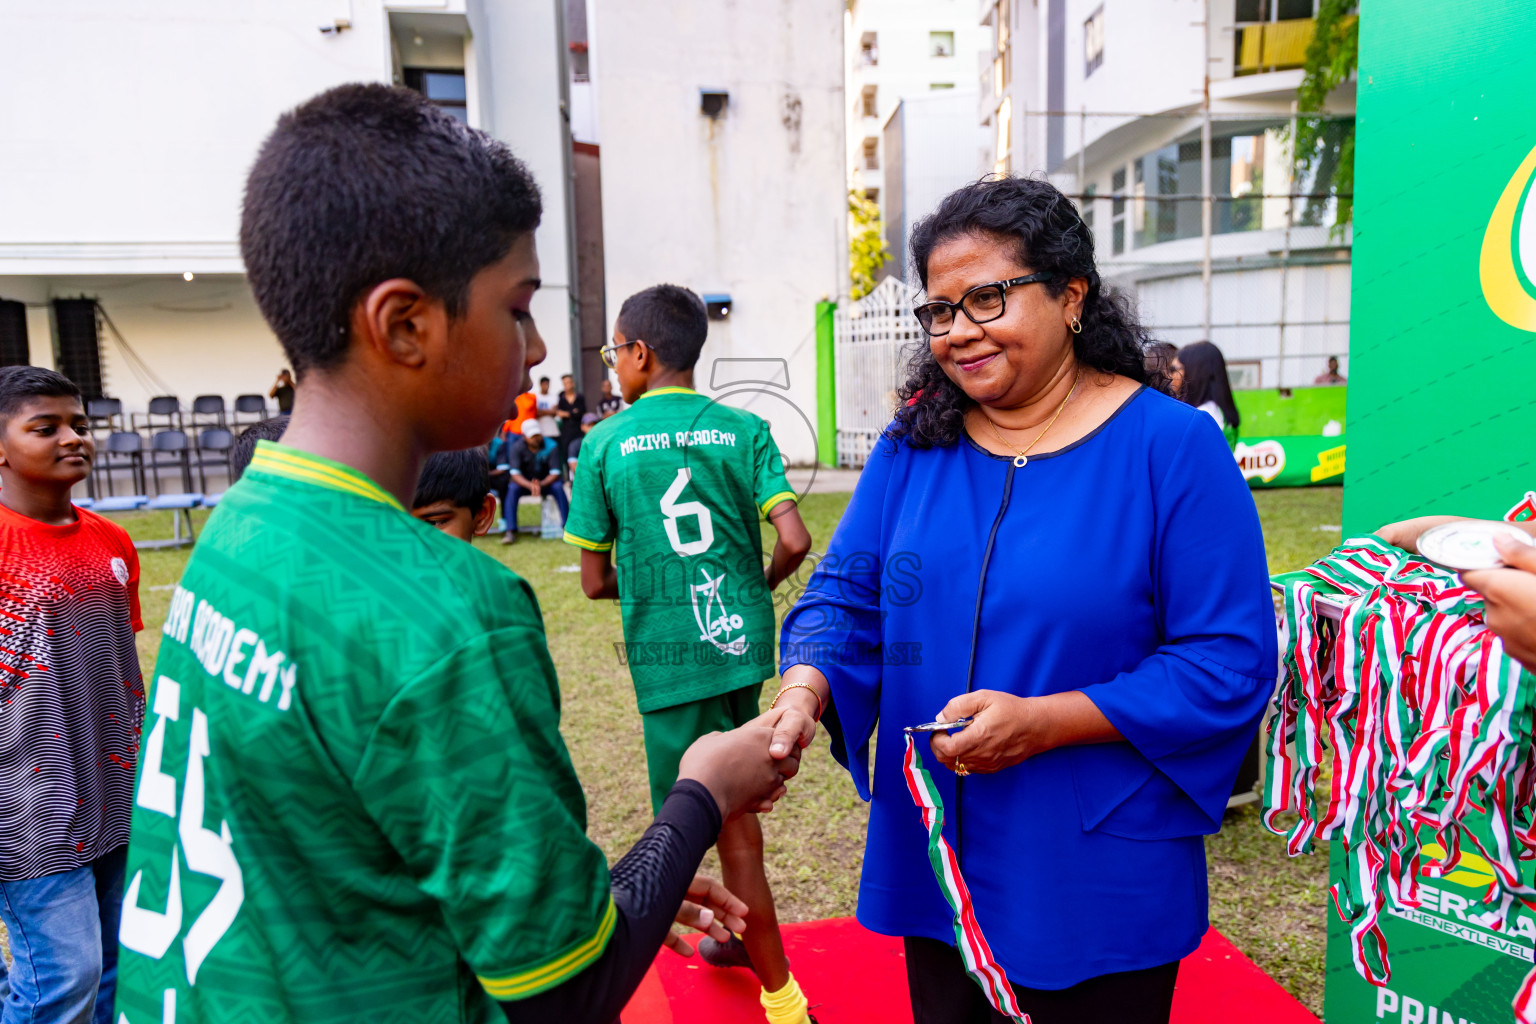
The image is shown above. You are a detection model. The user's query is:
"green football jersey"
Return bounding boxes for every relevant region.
[563,387,797,712]
[115,442,614,1024]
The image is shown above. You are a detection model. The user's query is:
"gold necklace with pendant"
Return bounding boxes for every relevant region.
[984,371,1081,469]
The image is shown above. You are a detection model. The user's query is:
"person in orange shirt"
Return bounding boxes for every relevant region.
[508,389,536,436]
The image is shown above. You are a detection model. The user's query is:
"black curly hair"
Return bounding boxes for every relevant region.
[890,175,1170,448]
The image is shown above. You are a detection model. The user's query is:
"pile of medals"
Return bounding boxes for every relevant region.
[1264,535,1536,1019]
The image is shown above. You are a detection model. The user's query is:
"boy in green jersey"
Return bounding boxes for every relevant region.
[564,285,815,1024]
[114,85,805,1024]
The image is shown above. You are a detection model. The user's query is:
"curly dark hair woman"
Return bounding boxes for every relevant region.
[891,175,1170,447]
[775,173,1275,1024]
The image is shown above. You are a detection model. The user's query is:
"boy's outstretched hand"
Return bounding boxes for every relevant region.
[677,724,801,819]
[664,874,749,959]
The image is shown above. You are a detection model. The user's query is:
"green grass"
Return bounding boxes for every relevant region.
[34,484,1342,1011]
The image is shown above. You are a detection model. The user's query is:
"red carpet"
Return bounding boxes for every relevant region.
[623,918,1319,1023]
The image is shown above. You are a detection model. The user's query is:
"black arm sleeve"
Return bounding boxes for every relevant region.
[498,779,723,1024]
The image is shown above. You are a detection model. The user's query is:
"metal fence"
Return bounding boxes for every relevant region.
[833,277,923,467]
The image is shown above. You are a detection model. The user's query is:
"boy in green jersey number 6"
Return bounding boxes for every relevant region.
[565,285,815,1024]
[113,85,806,1024]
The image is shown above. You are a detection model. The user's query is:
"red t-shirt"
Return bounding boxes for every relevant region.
[0,500,145,881]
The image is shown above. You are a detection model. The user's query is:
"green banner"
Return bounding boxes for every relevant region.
[1323,822,1536,1024]
[1235,435,1345,488]
[1235,386,1347,439]
[1343,0,1536,536]
[1328,1,1536,1018]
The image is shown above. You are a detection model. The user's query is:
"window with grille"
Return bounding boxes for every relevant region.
[403,68,468,123]
[1084,6,1105,77]
[53,299,104,400]
[0,300,27,367]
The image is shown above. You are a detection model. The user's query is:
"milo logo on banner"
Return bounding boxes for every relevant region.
[1235,440,1286,483]
[1480,141,1536,333]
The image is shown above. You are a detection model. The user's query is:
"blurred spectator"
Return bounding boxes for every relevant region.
[535,375,559,436]
[495,420,565,545]
[596,378,624,419]
[567,412,598,483]
[508,389,537,438]
[268,368,296,413]
[1143,341,1179,396]
[1177,341,1240,444]
[1313,356,1347,385]
[555,373,586,461]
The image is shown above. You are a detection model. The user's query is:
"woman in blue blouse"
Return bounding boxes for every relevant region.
[765,177,1276,1023]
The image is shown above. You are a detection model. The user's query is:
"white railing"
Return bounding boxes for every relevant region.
[834,277,925,467]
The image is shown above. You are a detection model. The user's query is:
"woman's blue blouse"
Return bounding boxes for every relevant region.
[779,386,1277,988]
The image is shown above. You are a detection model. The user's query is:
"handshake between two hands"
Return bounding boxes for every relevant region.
[662,697,821,957]
[661,682,1063,955]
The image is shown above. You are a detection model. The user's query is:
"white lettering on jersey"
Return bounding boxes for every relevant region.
[171,587,297,712]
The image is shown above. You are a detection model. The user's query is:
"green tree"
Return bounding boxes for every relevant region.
[1292,1,1358,232]
[848,189,889,300]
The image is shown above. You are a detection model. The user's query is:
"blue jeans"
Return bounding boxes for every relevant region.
[0,846,127,1024]
[506,480,569,527]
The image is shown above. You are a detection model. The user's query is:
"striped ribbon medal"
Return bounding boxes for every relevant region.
[901,734,1030,1024]
[1264,535,1536,1022]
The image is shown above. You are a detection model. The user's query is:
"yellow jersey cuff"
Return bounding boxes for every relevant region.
[478,898,617,1000]
[759,491,798,516]
[563,531,614,552]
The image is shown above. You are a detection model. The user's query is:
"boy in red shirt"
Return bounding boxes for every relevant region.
[0,366,144,1024]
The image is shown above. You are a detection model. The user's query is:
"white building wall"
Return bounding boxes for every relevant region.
[976,0,1355,390]
[1062,0,1207,173]
[1135,262,1351,387]
[846,0,987,210]
[0,1,392,265]
[899,92,991,220]
[467,0,578,383]
[0,0,577,409]
[885,90,991,279]
[594,0,844,465]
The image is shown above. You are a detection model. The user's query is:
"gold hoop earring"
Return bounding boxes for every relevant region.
[1069,316,1082,334]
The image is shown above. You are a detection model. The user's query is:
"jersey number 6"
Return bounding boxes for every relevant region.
[660,467,714,556]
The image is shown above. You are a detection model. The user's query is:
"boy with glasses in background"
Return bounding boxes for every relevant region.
[566,284,816,1024]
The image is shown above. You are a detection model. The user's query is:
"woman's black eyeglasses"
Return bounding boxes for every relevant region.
[912,273,1055,337]
[600,339,641,369]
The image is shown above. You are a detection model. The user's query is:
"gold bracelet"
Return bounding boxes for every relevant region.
[770,681,824,722]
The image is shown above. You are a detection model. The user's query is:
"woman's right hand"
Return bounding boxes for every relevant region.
[762,666,829,759]
[760,691,819,760]
[677,724,801,820]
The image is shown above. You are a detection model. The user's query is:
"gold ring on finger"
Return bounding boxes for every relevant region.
[954,760,970,777]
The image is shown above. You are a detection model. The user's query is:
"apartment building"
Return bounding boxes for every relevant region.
[981,0,1355,387]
